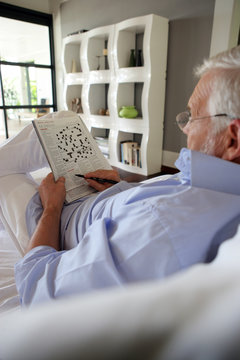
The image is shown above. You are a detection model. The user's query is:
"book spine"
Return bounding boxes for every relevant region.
[120,141,141,167]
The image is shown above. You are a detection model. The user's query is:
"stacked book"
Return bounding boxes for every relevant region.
[94,136,109,158]
[120,141,141,167]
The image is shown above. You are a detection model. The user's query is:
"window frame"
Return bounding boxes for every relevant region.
[0,2,57,138]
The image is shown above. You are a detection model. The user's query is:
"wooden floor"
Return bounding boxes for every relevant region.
[115,165,178,183]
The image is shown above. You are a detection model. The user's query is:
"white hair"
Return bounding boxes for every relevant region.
[195,46,240,76]
[195,46,240,134]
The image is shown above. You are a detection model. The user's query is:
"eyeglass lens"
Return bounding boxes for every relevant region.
[176,111,190,129]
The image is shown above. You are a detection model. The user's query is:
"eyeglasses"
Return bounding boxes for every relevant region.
[176,111,229,130]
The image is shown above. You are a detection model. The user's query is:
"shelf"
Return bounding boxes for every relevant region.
[88,70,111,84]
[63,14,169,175]
[117,117,145,132]
[115,67,146,82]
[89,115,112,129]
[65,73,86,85]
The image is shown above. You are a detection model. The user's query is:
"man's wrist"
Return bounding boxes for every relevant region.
[26,206,62,253]
[42,206,62,220]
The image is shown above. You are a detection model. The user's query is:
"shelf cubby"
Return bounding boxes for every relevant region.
[89,84,109,115]
[65,84,83,113]
[64,40,82,74]
[117,82,143,118]
[117,131,142,168]
[117,27,145,69]
[91,126,109,138]
[91,127,110,159]
[88,37,109,71]
[135,33,144,67]
[85,25,114,72]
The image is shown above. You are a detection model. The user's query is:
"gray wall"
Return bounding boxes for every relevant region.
[60,0,215,154]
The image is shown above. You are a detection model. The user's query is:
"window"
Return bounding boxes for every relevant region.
[0,2,57,142]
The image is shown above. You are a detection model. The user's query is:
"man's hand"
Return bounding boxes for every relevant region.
[38,172,66,214]
[84,169,120,192]
[26,173,66,253]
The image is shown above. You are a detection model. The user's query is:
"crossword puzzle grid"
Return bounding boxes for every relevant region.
[56,124,96,163]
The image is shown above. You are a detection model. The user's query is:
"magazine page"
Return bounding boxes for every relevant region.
[33,111,112,203]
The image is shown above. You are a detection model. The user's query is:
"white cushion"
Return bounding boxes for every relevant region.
[1,226,240,360]
[0,169,49,255]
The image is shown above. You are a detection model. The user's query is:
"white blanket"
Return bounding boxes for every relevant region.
[0,218,20,314]
[0,226,240,360]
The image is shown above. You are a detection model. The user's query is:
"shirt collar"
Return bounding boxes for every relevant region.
[175,148,240,195]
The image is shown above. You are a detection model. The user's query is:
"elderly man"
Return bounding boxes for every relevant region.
[1,46,240,307]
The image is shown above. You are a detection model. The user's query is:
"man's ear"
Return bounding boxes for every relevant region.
[223,119,240,163]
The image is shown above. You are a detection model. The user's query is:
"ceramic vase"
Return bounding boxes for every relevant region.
[119,106,138,118]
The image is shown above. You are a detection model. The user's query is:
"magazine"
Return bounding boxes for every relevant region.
[32,111,112,203]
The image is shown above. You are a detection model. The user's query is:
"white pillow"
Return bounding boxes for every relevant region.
[0,169,49,255]
[0,124,48,177]
[0,111,75,177]
[0,112,69,253]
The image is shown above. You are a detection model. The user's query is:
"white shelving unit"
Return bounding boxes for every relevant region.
[62,14,168,175]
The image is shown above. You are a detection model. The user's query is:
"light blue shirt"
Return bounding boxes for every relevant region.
[15,149,240,306]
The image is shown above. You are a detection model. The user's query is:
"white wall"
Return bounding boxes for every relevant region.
[1,0,50,13]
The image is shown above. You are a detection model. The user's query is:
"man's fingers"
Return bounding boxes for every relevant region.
[85,169,120,182]
[47,172,54,179]
[85,178,112,192]
[58,176,65,183]
[45,173,65,184]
